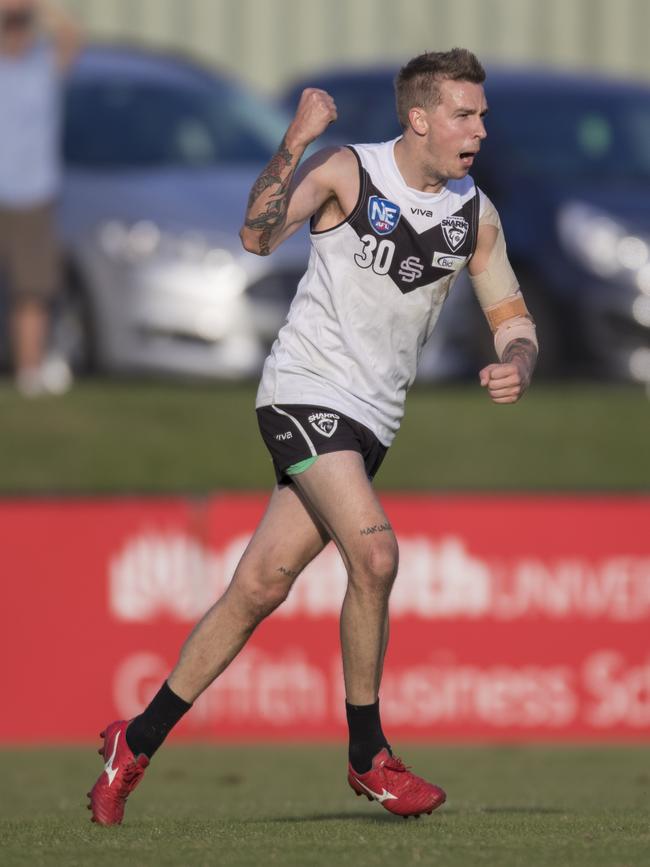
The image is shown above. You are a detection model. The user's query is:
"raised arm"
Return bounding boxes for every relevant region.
[240,88,340,256]
[468,198,538,403]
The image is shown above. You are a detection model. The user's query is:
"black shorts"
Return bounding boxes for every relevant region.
[257,403,388,485]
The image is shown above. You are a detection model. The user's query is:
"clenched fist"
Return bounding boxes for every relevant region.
[479,362,529,404]
[286,88,338,151]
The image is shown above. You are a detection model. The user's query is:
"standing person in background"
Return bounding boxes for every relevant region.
[0,0,81,396]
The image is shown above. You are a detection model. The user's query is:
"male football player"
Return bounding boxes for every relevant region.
[88,47,537,825]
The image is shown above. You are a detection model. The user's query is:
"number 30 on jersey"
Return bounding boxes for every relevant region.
[353,234,395,275]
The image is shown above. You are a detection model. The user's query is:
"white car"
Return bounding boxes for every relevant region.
[53,44,309,379]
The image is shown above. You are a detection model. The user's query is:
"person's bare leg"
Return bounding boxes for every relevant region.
[89,482,331,825]
[168,483,329,702]
[11,298,47,373]
[291,451,398,706]
[376,613,390,696]
[291,452,446,815]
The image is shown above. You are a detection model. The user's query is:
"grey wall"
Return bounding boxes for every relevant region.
[61,0,650,90]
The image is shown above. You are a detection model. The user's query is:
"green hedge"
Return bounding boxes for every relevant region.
[0,380,647,493]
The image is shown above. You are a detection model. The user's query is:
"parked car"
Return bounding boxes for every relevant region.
[282,66,650,382]
[0,43,311,380]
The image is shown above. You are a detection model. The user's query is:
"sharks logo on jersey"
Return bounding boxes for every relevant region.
[441,215,469,252]
[368,196,401,235]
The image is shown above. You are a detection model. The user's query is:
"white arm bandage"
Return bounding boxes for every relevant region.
[470,196,538,360]
[483,292,538,360]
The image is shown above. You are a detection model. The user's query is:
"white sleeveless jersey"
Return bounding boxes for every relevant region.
[256,137,483,446]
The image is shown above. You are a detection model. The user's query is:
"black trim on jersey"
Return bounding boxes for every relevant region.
[310,145,366,236]
[349,175,480,295]
[466,187,480,265]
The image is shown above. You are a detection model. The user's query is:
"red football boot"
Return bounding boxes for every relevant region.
[87,720,149,826]
[348,748,446,818]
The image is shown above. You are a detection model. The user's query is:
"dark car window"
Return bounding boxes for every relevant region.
[335,87,401,142]
[285,75,400,144]
[63,77,288,168]
[321,82,400,143]
[483,91,650,182]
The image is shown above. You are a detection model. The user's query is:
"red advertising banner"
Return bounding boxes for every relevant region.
[2,495,649,742]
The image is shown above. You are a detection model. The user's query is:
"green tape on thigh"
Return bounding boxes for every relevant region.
[286,456,318,476]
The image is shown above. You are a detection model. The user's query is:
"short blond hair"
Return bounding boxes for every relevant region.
[395,48,486,129]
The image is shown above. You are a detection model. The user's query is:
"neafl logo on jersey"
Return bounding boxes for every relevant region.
[368,196,400,235]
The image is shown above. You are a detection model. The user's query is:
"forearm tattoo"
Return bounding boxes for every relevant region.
[360,522,392,536]
[502,338,537,383]
[245,136,297,254]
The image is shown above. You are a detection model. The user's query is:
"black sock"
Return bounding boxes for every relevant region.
[346,699,391,774]
[125,681,192,759]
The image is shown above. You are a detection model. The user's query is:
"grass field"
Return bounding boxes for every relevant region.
[0,378,647,492]
[2,743,649,867]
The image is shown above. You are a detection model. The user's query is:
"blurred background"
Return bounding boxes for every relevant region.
[59,0,650,89]
[1,0,649,386]
[2,0,650,750]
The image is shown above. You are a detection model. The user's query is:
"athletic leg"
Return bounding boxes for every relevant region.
[288,451,396,772]
[88,483,330,825]
[167,483,329,702]
[290,452,446,817]
[291,450,397,706]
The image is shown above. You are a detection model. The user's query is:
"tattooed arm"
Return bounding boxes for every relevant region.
[502,338,537,387]
[240,88,339,256]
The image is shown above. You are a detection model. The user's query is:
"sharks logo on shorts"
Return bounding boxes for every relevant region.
[441,215,469,252]
[368,196,401,235]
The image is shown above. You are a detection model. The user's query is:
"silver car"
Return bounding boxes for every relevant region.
[53,44,309,379]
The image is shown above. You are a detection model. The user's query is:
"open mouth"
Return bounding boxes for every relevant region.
[458,151,478,170]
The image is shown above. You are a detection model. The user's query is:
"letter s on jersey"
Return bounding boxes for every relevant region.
[398,256,424,283]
